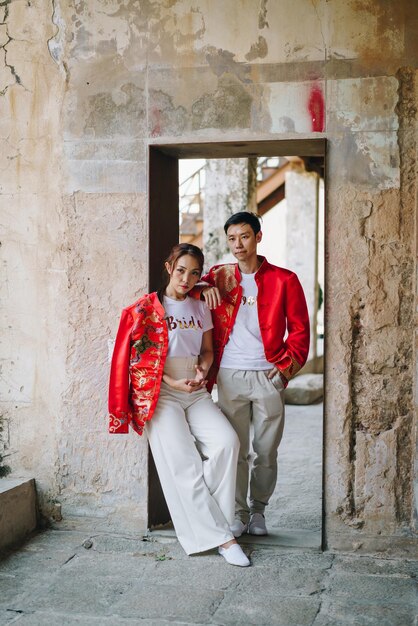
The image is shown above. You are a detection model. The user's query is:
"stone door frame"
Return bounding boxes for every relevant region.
[148,138,327,548]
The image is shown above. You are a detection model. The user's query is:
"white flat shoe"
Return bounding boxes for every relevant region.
[218,544,250,567]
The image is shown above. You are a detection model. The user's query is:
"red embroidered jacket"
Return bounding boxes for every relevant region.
[197,257,310,390]
[108,292,168,436]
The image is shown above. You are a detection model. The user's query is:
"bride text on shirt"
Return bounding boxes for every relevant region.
[165,315,203,331]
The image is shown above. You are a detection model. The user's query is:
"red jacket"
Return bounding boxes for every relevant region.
[108,293,168,436]
[198,257,310,390]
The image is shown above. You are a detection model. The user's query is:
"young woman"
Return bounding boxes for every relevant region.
[108,243,250,567]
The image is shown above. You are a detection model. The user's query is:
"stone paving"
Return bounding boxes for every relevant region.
[269,402,322,534]
[1,402,417,625]
[0,527,417,625]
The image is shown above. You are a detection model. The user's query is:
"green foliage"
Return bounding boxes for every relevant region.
[0,461,11,478]
[0,418,11,478]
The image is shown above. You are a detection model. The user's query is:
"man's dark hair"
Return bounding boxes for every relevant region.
[224,211,261,236]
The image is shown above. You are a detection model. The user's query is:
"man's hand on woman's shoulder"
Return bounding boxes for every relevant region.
[202,286,222,309]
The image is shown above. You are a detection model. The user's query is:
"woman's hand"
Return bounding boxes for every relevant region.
[190,365,208,389]
[176,378,201,393]
[163,373,206,394]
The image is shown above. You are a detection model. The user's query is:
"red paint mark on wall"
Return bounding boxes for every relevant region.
[308,85,325,132]
[151,107,161,137]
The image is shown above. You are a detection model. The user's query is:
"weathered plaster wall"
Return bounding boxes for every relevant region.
[1,0,417,552]
[0,0,67,515]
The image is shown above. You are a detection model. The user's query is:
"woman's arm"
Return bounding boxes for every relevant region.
[162,330,214,393]
[197,329,214,380]
[162,372,197,393]
[108,308,134,433]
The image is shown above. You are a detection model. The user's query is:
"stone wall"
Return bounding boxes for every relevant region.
[203,158,249,269]
[1,0,417,553]
[325,68,418,553]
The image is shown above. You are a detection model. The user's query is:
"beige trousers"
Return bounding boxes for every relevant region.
[216,368,285,523]
[145,357,239,555]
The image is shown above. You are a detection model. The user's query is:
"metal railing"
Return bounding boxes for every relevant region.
[256,156,287,182]
[179,158,287,234]
[179,165,205,220]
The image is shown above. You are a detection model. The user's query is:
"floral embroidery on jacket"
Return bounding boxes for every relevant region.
[132,335,160,363]
[108,293,168,436]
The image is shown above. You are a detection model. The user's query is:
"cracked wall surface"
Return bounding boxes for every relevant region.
[1,0,417,552]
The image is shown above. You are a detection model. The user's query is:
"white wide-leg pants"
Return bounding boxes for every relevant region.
[145,357,239,555]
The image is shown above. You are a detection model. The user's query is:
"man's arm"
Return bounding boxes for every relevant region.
[275,274,310,382]
[189,271,222,309]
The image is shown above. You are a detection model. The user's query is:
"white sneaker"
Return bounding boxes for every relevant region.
[218,544,250,567]
[248,513,268,536]
[230,519,248,538]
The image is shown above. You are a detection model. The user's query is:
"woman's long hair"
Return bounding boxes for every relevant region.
[157,243,204,304]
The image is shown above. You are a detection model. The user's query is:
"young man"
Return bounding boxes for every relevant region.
[199,211,310,537]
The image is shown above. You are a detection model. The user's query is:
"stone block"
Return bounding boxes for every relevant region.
[327,77,399,134]
[0,479,37,553]
[15,613,189,625]
[0,611,18,624]
[326,571,417,605]
[314,598,417,626]
[326,528,418,558]
[285,374,323,405]
[213,593,321,625]
[332,554,418,578]
[64,139,146,162]
[66,159,146,194]
[354,429,397,533]
[112,582,224,622]
[250,548,333,570]
[235,564,325,596]
[0,571,34,607]
[137,555,241,591]
[90,534,161,555]
[23,573,133,617]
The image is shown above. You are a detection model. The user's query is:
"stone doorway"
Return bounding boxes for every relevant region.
[148,139,326,549]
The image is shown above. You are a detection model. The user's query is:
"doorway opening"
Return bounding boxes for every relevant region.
[148,139,326,550]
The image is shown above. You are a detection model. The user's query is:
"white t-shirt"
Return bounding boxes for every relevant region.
[163,295,213,357]
[220,272,271,370]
